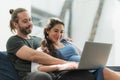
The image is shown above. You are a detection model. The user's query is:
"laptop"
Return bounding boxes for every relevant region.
[78,41,112,70]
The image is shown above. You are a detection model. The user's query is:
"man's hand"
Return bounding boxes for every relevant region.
[64,37,73,42]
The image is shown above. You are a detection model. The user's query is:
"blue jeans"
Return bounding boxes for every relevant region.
[94,67,104,80]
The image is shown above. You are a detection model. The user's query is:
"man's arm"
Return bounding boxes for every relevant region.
[16,45,66,65]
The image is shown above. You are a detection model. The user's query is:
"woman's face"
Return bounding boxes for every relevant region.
[46,24,64,43]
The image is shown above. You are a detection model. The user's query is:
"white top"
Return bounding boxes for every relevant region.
[31,47,42,72]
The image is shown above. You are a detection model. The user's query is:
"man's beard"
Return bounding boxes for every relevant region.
[18,25,32,35]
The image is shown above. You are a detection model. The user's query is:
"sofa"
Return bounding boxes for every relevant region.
[0,51,120,80]
[0,51,19,80]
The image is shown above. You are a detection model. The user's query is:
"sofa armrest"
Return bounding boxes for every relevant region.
[107,66,120,72]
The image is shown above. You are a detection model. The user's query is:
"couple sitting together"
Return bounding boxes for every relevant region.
[7,8,120,80]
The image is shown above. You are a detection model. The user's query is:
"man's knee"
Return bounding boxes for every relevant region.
[26,71,52,80]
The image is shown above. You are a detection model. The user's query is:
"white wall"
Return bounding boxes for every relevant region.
[72,0,100,50]
[0,0,31,51]
[31,0,64,16]
[113,0,120,65]
[94,0,115,65]
[72,0,116,65]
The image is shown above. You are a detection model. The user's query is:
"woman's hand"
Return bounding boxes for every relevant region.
[57,62,79,71]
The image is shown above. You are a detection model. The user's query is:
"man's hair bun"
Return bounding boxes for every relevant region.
[9,9,14,14]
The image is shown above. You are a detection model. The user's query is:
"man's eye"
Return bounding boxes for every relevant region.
[23,20,27,23]
[61,31,63,33]
[29,18,32,21]
[23,21,27,23]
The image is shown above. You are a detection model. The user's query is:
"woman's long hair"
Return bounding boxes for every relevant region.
[41,17,64,57]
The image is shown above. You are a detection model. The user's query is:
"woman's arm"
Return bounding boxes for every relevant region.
[38,65,59,72]
[37,62,78,72]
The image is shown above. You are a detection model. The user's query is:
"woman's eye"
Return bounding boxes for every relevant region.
[54,30,58,32]
[55,31,57,32]
[61,30,64,33]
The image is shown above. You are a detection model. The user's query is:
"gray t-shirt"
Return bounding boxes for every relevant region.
[6,35,41,79]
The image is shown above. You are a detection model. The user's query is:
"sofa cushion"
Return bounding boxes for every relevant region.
[0,51,19,80]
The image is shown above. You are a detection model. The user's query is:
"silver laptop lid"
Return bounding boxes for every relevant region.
[78,41,112,69]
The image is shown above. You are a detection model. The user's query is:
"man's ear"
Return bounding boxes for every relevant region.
[12,22,18,28]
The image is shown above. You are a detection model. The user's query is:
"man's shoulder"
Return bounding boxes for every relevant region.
[31,36,42,41]
[8,35,18,40]
[31,36,41,39]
